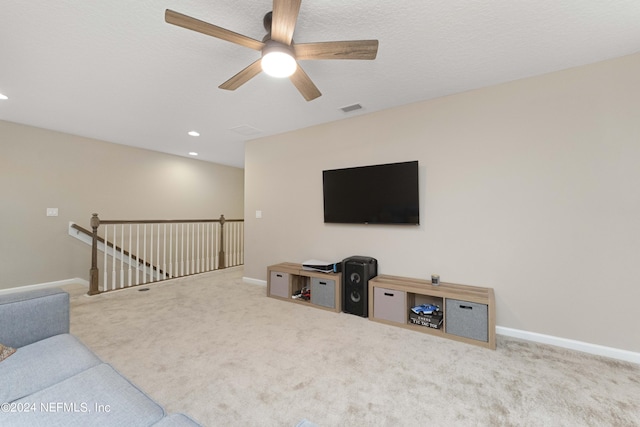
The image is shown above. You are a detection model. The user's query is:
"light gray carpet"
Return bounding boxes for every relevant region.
[69,267,640,426]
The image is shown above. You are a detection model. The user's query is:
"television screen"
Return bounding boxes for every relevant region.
[323,161,419,225]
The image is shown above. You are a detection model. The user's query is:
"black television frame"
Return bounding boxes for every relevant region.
[322,160,420,225]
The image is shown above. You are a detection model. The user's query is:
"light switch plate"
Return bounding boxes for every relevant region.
[255,210,262,219]
[46,208,59,217]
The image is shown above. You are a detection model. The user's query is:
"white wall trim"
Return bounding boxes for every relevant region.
[243,277,267,287]
[239,276,639,364]
[0,278,89,296]
[497,326,639,364]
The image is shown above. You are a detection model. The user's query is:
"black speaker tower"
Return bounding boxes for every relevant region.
[342,256,378,317]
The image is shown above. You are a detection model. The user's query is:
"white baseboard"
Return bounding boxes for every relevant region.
[243,277,267,287]
[241,275,637,364]
[0,278,89,296]
[240,276,639,364]
[497,326,639,364]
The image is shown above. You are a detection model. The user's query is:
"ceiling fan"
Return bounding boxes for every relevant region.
[165,0,379,101]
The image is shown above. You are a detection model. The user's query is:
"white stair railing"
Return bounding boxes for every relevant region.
[69,214,244,295]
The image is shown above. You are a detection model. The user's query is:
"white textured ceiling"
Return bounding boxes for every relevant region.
[2,1,640,168]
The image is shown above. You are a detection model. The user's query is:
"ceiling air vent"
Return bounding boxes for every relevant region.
[230,125,263,136]
[340,103,362,113]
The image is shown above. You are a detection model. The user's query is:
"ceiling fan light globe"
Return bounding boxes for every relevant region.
[262,51,297,78]
[261,41,297,78]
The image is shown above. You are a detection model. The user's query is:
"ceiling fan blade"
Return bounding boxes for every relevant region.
[294,40,379,60]
[271,0,301,45]
[289,65,321,101]
[165,9,264,51]
[219,59,263,91]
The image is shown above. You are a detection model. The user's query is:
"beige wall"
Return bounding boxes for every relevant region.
[0,120,244,289]
[244,53,640,352]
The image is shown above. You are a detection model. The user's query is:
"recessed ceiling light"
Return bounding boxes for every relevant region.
[188,131,200,137]
[188,152,198,156]
[0,93,8,100]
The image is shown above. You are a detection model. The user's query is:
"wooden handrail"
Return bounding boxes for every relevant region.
[86,214,243,295]
[97,218,243,225]
[70,222,94,237]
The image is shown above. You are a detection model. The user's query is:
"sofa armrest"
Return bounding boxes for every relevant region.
[0,288,69,348]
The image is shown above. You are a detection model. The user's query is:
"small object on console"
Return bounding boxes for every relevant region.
[410,303,440,315]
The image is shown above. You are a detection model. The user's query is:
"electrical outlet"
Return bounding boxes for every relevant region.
[46,208,59,217]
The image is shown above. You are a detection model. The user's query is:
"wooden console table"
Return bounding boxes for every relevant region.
[267,262,342,313]
[368,274,496,349]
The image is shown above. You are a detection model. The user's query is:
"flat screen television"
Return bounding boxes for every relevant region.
[323,160,419,225]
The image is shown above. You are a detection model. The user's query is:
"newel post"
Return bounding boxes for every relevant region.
[88,213,100,295]
[218,214,226,269]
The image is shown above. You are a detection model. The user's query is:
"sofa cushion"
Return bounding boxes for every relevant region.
[0,342,16,361]
[2,363,165,427]
[0,333,101,403]
[0,288,69,348]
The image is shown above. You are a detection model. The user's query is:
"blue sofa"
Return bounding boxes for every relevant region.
[0,288,201,427]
